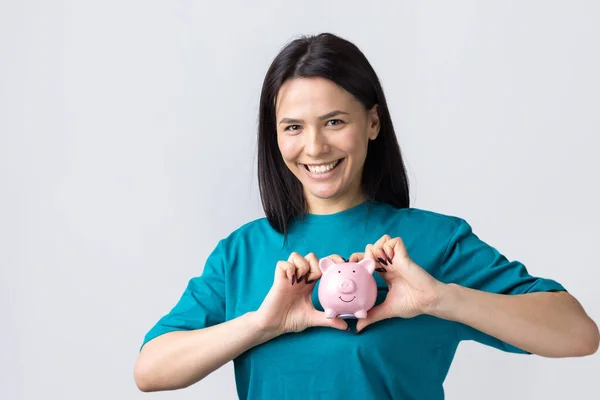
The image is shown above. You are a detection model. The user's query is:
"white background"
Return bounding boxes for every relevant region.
[1,1,598,399]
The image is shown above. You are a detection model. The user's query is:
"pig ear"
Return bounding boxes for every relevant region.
[358,258,375,274]
[319,257,336,273]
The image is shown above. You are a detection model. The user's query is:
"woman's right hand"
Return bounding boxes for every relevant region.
[255,252,349,335]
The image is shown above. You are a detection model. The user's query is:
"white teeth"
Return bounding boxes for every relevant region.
[306,160,340,174]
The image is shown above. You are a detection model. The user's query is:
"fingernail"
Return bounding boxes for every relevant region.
[297,275,304,283]
[377,257,388,266]
[306,279,315,284]
[375,267,387,273]
[291,275,296,285]
[386,256,392,264]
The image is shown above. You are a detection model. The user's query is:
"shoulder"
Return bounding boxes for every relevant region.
[374,203,473,247]
[202,217,278,270]
[217,216,280,249]
[399,207,465,229]
[375,202,466,231]
[375,204,479,267]
[403,208,473,242]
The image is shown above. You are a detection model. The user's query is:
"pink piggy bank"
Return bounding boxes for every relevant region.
[318,257,377,319]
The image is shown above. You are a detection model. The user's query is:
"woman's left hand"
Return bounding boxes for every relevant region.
[349,235,446,333]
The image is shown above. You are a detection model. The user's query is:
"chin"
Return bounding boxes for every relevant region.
[311,192,339,200]
[306,185,344,200]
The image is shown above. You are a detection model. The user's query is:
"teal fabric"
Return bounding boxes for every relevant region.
[142,201,565,399]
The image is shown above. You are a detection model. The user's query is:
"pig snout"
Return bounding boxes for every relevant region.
[337,278,356,294]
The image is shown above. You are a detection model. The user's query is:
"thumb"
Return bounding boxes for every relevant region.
[309,309,349,331]
[356,303,390,333]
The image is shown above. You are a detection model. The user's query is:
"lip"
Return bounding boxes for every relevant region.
[304,160,339,167]
[300,158,344,181]
[339,296,355,303]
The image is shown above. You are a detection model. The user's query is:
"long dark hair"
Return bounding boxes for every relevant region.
[257,33,410,235]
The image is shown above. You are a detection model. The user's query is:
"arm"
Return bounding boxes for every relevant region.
[430,285,600,357]
[134,312,277,392]
[354,234,599,358]
[135,252,347,392]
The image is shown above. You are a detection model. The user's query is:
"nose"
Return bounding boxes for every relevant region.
[304,129,330,157]
[338,278,356,294]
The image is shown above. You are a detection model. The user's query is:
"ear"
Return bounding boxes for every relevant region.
[319,257,336,273]
[358,258,375,274]
[367,104,380,140]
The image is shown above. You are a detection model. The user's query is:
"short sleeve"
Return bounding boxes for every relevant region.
[140,241,227,349]
[440,219,566,353]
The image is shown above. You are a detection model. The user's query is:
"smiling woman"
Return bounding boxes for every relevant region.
[257,34,410,235]
[134,33,599,400]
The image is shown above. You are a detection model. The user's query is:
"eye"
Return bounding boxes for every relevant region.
[352,270,355,273]
[326,119,344,127]
[284,125,301,132]
[338,270,341,273]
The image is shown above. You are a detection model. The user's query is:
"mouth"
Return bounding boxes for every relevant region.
[339,296,355,303]
[301,158,343,175]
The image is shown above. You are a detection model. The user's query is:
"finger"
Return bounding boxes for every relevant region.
[372,239,393,266]
[289,252,311,282]
[373,234,392,249]
[348,252,365,263]
[304,253,322,284]
[324,254,346,263]
[366,244,388,269]
[386,237,409,264]
[365,244,377,261]
[276,261,294,283]
[281,257,298,283]
[382,241,395,264]
[308,309,349,331]
[356,302,392,333]
[287,252,308,284]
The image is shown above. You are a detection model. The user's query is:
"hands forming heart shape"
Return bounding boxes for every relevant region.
[256,234,445,335]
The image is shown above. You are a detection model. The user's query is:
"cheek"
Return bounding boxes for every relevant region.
[342,138,369,167]
[277,136,299,162]
[340,127,369,155]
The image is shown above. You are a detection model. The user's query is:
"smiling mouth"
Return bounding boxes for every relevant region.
[339,296,355,303]
[302,158,343,174]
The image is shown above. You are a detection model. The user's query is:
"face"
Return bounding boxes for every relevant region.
[275,77,380,212]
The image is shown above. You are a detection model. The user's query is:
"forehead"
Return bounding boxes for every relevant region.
[275,77,361,117]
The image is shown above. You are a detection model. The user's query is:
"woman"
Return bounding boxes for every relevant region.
[134,33,599,399]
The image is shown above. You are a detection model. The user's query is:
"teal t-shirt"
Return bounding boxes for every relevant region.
[141,201,565,399]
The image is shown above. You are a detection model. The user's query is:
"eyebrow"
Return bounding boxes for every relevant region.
[278,110,350,125]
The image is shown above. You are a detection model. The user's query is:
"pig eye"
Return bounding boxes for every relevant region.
[353,270,355,273]
[338,270,341,273]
